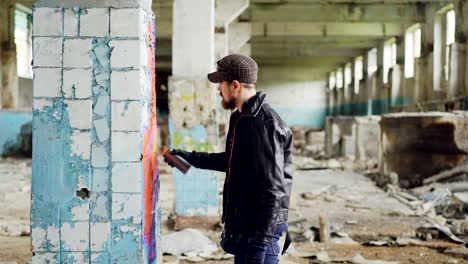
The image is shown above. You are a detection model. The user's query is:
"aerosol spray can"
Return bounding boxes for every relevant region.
[162,147,192,174]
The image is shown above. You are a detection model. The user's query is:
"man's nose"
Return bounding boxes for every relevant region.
[217,85,221,91]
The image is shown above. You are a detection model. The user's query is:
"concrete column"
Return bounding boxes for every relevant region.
[325,88,331,116]
[0,0,19,109]
[215,32,229,61]
[171,0,219,222]
[336,87,344,115]
[390,64,404,108]
[330,88,337,116]
[448,43,466,99]
[31,1,160,263]
[424,4,436,101]
[414,57,429,103]
[367,73,378,115]
[373,43,385,115]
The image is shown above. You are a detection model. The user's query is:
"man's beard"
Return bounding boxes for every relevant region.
[221,97,236,110]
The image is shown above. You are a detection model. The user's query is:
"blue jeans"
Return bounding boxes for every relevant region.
[233,230,283,264]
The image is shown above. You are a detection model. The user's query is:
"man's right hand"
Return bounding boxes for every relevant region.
[163,149,193,168]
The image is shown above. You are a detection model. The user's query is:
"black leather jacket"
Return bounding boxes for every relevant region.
[187,92,293,244]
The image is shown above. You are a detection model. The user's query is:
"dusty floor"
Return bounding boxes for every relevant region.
[0,158,467,263]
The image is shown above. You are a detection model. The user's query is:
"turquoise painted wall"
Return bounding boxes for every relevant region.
[258,66,328,129]
[274,106,327,128]
[0,111,32,155]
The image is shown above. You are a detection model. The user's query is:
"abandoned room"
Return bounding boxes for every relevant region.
[0,0,468,263]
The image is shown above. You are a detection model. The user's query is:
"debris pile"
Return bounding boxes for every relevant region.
[161,228,233,263]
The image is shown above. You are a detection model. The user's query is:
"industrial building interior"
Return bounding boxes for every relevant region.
[1,0,468,263]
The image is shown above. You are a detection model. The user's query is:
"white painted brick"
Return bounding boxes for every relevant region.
[33,99,53,112]
[111,101,141,131]
[32,253,58,264]
[90,222,110,251]
[64,9,78,37]
[63,39,92,68]
[81,8,109,37]
[112,193,141,224]
[112,163,141,193]
[70,131,91,160]
[110,9,140,38]
[47,226,60,251]
[111,132,141,162]
[33,68,62,97]
[63,69,92,99]
[140,69,151,98]
[70,202,90,221]
[110,70,140,100]
[65,99,92,129]
[109,40,140,69]
[33,8,62,36]
[92,169,108,192]
[140,41,149,66]
[31,226,46,251]
[61,222,89,251]
[62,252,88,263]
[93,118,110,142]
[92,144,109,168]
[33,37,62,67]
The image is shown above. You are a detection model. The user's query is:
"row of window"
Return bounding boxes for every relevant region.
[328,6,456,94]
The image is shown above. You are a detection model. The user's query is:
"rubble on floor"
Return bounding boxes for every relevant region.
[0,158,30,238]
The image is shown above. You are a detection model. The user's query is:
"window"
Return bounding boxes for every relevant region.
[15,6,32,79]
[329,72,336,90]
[354,56,363,94]
[383,38,397,84]
[405,25,422,78]
[336,68,343,89]
[344,63,352,88]
[367,48,378,77]
[445,10,456,81]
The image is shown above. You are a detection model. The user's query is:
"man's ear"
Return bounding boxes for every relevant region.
[232,80,241,93]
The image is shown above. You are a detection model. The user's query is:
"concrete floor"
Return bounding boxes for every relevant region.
[0,158,467,263]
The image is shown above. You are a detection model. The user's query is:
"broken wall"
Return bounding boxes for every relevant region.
[380,112,468,188]
[325,116,356,158]
[31,2,160,263]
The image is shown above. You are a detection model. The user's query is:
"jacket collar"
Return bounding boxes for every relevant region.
[240,91,266,117]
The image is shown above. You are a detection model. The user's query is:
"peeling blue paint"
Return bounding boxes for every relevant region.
[32,99,89,224]
[110,223,142,262]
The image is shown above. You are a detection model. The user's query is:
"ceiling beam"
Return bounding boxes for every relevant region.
[252,45,367,57]
[242,3,436,24]
[252,22,405,37]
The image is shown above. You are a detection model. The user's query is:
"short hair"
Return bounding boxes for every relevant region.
[241,82,256,89]
[224,80,256,89]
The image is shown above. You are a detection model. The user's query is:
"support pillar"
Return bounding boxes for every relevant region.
[390,64,404,108]
[31,1,160,263]
[170,0,219,224]
[448,42,466,99]
[415,58,429,103]
[0,0,19,109]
